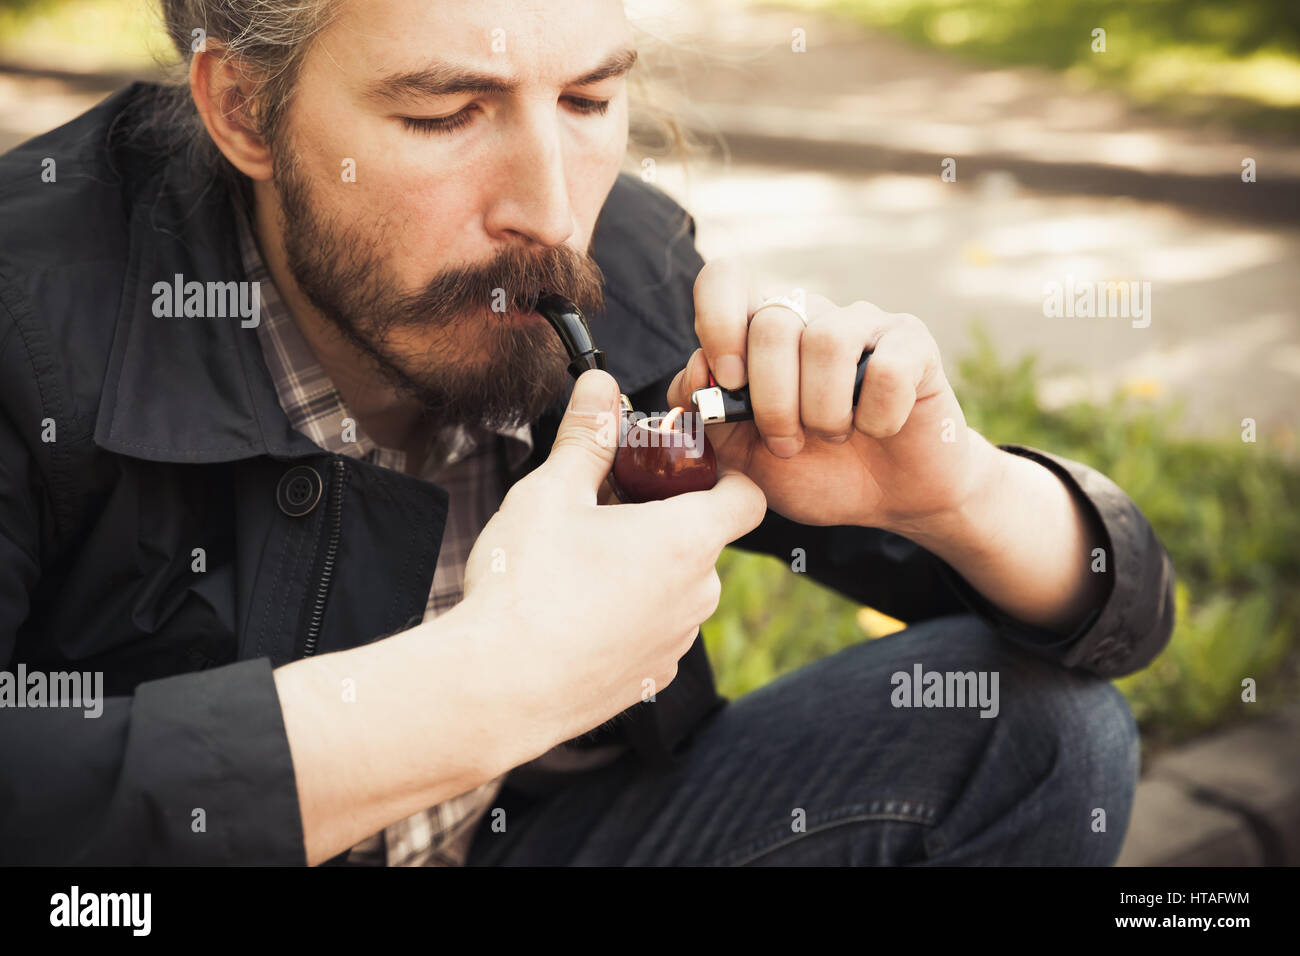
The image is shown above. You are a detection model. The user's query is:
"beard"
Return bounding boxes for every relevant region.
[270,145,607,432]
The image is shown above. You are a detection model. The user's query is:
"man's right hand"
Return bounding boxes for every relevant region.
[462,368,768,754]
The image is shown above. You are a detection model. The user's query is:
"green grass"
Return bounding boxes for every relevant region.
[707,324,1300,754]
[779,0,1300,133]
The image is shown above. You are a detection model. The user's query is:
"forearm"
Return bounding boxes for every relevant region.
[894,431,1109,633]
[273,599,544,866]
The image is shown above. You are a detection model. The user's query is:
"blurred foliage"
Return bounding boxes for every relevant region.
[0,0,170,72]
[707,323,1300,754]
[6,0,1299,131]
[783,0,1300,132]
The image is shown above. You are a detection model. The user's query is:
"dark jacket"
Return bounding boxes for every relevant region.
[0,84,1175,865]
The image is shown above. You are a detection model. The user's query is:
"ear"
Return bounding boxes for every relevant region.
[189,47,274,181]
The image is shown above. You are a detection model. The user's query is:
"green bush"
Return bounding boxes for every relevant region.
[783,0,1300,131]
[707,324,1300,754]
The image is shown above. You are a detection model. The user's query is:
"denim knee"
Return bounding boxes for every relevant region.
[994,655,1142,865]
[894,614,1143,865]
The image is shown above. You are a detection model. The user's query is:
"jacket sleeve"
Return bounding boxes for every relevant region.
[729,443,1176,679]
[0,313,306,865]
[614,181,1174,680]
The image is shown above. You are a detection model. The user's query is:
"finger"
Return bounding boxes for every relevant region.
[852,312,934,438]
[544,369,622,498]
[665,347,712,412]
[799,307,877,443]
[800,289,840,320]
[662,468,768,555]
[747,302,806,458]
[693,259,755,389]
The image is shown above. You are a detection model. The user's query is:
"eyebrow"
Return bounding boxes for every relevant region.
[363,46,638,103]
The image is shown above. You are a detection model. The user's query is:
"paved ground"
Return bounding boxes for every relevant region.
[651,156,1300,443]
[624,0,1300,444]
[1117,702,1300,866]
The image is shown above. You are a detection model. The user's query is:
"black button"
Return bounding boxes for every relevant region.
[277,465,323,517]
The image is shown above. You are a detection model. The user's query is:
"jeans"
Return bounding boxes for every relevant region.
[465,613,1141,866]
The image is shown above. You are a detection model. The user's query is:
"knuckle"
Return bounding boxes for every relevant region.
[749,310,800,350]
[857,399,907,437]
[752,392,802,436]
[703,569,723,611]
[867,357,907,394]
[694,257,743,300]
[503,476,546,509]
[899,312,935,347]
[800,322,842,364]
[693,259,720,296]
[848,299,885,318]
[805,414,853,440]
[551,431,612,466]
[685,571,722,624]
[755,399,801,429]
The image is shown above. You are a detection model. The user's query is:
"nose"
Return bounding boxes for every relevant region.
[483,106,577,248]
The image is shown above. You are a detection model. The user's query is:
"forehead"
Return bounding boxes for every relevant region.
[319,0,633,87]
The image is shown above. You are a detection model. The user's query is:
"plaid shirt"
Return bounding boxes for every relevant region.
[238,211,622,865]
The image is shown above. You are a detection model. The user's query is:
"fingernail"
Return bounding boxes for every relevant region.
[714,354,745,389]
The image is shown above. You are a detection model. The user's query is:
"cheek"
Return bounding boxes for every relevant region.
[293,114,481,286]
[568,108,628,241]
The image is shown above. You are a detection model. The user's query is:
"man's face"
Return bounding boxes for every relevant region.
[268,0,632,429]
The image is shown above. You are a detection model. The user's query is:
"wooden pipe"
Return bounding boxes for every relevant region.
[534,293,718,502]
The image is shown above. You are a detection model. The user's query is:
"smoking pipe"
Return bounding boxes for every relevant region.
[534,293,717,503]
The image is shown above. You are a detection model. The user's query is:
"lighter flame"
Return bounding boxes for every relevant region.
[659,406,686,432]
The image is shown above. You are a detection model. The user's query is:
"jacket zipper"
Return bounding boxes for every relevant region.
[300,458,346,658]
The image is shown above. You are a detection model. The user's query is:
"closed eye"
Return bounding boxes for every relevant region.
[399,96,611,136]
[564,96,611,116]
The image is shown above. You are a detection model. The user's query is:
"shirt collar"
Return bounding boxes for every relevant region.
[235,209,533,475]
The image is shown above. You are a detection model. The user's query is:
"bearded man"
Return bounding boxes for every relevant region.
[0,0,1173,866]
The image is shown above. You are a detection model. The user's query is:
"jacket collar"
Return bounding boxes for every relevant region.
[94,145,699,465]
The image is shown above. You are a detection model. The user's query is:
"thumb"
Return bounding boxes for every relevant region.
[545,369,622,498]
[665,347,710,412]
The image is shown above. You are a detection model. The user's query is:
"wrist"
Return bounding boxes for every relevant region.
[883,432,1010,554]
[883,442,1106,633]
[431,595,567,767]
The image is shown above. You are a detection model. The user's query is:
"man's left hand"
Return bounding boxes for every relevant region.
[666,259,1003,532]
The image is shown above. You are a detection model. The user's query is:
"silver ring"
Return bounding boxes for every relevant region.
[755,294,808,327]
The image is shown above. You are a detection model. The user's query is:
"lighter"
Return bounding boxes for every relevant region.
[689,351,873,425]
[533,292,717,502]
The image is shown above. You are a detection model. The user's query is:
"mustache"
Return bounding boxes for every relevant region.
[393,242,606,327]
